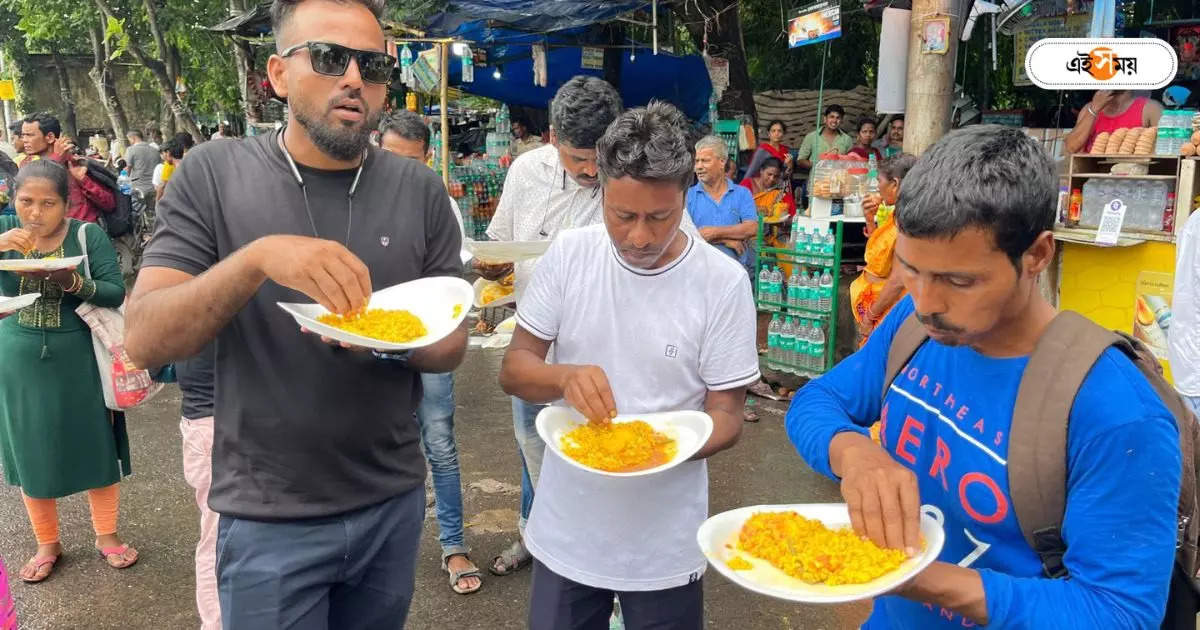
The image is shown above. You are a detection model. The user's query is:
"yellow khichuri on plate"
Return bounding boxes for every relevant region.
[560,420,677,473]
[736,512,908,586]
[316,308,427,343]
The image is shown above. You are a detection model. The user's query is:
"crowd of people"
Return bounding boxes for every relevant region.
[0,0,1196,629]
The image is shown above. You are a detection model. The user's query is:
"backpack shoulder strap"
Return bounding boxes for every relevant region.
[882,312,928,401]
[1011,311,1121,577]
[76,222,92,281]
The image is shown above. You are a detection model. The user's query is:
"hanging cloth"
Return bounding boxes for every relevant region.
[532,44,548,87]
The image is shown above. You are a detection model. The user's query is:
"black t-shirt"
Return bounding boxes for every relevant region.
[177,342,215,420]
[142,131,462,520]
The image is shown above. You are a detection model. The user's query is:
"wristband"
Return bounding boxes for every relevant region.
[1086,105,1097,117]
[372,350,412,365]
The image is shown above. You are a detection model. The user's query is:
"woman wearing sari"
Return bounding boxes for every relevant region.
[744,120,793,183]
[850,153,916,346]
[739,157,795,257]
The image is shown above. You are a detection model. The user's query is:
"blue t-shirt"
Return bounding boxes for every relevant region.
[787,296,1180,629]
[685,180,757,267]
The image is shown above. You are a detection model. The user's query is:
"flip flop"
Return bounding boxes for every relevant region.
[443,554,484,595]
[97,544,139,569]
[20,554,59,584]
[489,539,532,576]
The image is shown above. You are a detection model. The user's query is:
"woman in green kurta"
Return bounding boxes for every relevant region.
[0,160,137,583]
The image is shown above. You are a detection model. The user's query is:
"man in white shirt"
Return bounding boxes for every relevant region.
[482,75,623,577]
[1170,208,1200,414]
[499,101,759,629]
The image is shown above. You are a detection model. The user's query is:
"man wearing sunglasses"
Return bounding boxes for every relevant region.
[125,0,467,628]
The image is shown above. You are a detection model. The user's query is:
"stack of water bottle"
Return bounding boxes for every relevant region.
[756,266,835,313]
[1155,110,1198,156]
[1079,178,1170,231]
[766,313,827,376]
[789,224,836,264]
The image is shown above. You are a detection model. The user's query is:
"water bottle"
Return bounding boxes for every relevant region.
[1151,181,1169,230]
[767,314,781,367]
[810,320,827,373]
[780,317,796,374]
[823,228,835,258]
[771,266,784,308]
[807,272,820,311]
[758,266,771,303]
[787,268,801,308]
[118,169,132,195]
[795,319,812,375]
[1080,179,1097,226]
[818,268,834,313]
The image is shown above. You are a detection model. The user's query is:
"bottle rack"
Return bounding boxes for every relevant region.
[754,216,845,378]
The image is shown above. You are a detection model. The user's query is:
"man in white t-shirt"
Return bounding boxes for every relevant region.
[1170,208,1200,414]
[499,101,759,629]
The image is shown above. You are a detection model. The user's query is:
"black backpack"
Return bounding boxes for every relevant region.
[84,161,133,238]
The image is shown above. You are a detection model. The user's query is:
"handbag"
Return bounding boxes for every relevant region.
[73,223,163,410]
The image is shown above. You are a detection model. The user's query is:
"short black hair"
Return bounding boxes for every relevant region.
[891,115,905,125]
[760,157,783,173]
[22,112,61,138]
[824,104,845,117]
[7,120,20,137]
[271,0,384,49]
[895,126,1055,270]
[13,159,70,203]
[879,153,916,182]
[597,100,694,190]
[856,116,876,132]
[767,120,787,133]
[550,75,623,149]
[161,139,184,160]
[174,132,195,151]
[378,110,430,153]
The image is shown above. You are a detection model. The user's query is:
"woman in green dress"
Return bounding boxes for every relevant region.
[0,160,136,583]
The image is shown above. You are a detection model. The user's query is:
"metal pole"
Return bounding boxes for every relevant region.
[0,50,11,135]
[814,40,829,130]
[440,42,450,187]
[652,0,658,54]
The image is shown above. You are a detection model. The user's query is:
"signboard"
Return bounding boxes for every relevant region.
[1134,271,1174,360]
[788,1,841,49]
[1013,14,1090,86]
[0,80,15,101]
[581,47,604,70]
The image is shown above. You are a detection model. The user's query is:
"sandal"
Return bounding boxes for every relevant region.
[97,544,139,569]
[489,539,532,576]
[443,554,483,595]
[19,554,59,584]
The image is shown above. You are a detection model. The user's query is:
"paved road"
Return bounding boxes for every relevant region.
[0,345,869,629]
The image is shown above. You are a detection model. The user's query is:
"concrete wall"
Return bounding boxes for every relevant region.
[21,54,161,133]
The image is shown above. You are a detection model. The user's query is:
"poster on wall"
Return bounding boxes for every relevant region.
[1134,271,1174,361]
[788,1,841,49]
[581,47,604,70]
[1013,13,1091,86]
[1174,26,1200,81]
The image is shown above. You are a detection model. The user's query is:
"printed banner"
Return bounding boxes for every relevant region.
[788,1,841,49]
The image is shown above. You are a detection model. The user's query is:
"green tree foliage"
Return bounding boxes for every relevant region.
[741,0,880,92]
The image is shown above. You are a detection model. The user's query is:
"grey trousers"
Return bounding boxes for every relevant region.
[216,486,423,630]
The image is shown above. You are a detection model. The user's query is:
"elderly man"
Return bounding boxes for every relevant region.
[125,0,467,626]
[687,135,757,270]
[500,100,759,630]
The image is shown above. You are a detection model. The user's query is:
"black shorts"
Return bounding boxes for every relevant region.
[528,559,703,630]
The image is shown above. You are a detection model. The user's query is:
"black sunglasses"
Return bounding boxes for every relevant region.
[280,41,396,85]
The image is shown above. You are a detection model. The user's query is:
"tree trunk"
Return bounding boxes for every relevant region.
[904,0,958,155]
[228,0,259,124]
[160,95,177,137]
[92,0,204,142]
[674,0,758,125]
[88,19,129,142]
[51,53,79,139]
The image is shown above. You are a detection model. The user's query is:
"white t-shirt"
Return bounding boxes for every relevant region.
[152,163,166,188]
[447,196,470,265]
[1170,210,1200,396]
[519,223,760,591]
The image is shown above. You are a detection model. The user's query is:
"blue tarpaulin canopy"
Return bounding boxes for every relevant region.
[417,1,713,121]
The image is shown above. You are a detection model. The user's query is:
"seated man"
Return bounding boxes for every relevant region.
[787,125,1181,628]
[499,101,759,630]
[687,135,758,269]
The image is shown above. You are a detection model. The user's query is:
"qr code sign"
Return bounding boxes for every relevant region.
[1098,212,1123,234]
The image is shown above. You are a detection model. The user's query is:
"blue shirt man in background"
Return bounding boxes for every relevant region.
[788,125,1180,628]
[686,135,757,270]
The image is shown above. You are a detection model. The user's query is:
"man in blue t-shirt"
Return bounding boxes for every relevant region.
[788,126,1180,628]
[686,135,757,271]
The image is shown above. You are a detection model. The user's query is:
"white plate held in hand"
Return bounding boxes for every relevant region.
[464,239,550,264]
[697,503,945,604]
[0,293,40,315]
[536,406,714,478]
[0,255,86,273]
[277,276,473,352]
[473,277,516,309]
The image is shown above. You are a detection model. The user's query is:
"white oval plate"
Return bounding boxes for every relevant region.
[277,276,472,351]
[0,293,40,315]
[697,503,945,604]
[473,277,516,309]
[0,255,86,272]
[464,239,551,264]
[537,406,714,478]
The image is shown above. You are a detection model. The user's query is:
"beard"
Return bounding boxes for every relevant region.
[291,90,380,161]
